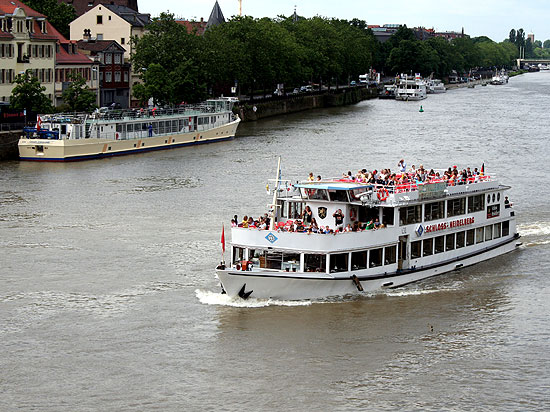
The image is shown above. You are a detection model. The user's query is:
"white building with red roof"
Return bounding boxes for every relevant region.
[0,0,99,107]
[0,0,57,103]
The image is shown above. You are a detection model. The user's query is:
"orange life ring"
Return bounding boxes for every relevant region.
[377,187,389,201]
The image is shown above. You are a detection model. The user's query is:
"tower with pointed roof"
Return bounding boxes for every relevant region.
[206,1,225,29]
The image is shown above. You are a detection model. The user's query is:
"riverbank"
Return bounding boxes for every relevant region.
[236,87,378,122]
[0,131,20,161]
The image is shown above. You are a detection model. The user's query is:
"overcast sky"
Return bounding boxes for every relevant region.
[140,0,550,43]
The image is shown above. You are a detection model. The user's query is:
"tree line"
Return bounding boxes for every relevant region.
[131,14,521,106]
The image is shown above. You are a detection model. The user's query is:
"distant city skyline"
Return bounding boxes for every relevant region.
[140,0,550,43]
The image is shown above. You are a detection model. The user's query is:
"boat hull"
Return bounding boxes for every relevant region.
[216,236,520,300]
[19,118,240,161]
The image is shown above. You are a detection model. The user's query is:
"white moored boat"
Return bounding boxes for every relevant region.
[426,79,446,94]
[395,74,427,101]
[19,98,240,161]
[215,160,520,300]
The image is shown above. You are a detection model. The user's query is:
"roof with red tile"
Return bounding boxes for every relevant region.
[0,0,45,18]
[176,20,206,36]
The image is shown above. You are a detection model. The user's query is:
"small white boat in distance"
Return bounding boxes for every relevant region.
[426,79,446,94]
[395,74,427,101]
[215,159,520,300]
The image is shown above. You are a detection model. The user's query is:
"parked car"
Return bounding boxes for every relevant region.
[350,81,357,86]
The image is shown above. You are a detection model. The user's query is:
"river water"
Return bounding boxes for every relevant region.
[1,73,549,411]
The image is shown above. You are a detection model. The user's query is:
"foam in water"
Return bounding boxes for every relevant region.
[195,289,312,307]
[518,222,550,237]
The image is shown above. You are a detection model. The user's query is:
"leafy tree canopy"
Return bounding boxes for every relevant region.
[61,72,96,112]
[10,70,53,113]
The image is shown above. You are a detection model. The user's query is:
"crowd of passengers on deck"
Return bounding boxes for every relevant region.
[231,207,386,235]
[308,161,488,189]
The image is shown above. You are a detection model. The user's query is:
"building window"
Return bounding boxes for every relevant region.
[114,71,121,82]
[97,33,103,40]
[114,53,121,64]
[105,53,112,64]
[97,15,103,24]
[121,37,125,45]
[123,71,128,82]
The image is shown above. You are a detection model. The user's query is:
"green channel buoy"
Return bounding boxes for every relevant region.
[419,105,424,112]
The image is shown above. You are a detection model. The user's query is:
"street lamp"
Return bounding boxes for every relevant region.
[91,67,100,107]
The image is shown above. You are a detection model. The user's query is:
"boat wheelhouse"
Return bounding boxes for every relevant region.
[18,97,240,161]
[216,163,520,300]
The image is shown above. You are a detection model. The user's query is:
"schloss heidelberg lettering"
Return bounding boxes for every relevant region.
[425,217,475,233]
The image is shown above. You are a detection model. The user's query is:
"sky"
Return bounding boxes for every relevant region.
[139,0,550,43]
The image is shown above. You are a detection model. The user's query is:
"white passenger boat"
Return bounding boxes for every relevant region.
[215,160,520,300]
[19,98,240,161]
[395,74,427,101]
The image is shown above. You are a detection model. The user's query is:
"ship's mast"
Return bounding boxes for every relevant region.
[269,156,281,230]
[238,0,242,16]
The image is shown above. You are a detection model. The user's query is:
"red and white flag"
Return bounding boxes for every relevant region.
[221,224,225,253]
[36,116,41,132]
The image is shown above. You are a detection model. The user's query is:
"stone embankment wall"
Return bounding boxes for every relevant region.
[0,130,21,160]
[237,87,377,122]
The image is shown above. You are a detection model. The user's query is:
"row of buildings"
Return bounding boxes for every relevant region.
[0,0,224,109]
[0,0,467,111]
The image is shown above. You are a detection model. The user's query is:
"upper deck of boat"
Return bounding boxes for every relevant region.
[287,173,502,206]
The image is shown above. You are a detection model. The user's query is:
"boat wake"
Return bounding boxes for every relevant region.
[518,222,550,237]
[518,222,550,246]
[195,289,312,307]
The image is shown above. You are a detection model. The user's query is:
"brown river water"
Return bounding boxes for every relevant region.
[1,73,549,411]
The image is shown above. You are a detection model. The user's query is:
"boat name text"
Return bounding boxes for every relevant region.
[425,217,475,233]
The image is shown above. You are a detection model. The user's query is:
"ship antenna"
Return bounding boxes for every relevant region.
[269,156,282,230]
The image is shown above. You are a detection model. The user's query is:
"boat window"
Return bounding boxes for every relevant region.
[493,223,501,238]
[476,227,484,243]
[172,120,178,132]
[307,189,329,201]
[434,236,445,253]
[424,200,445,221]
[447,198,465,217]
[385,245,397,264]
[399,205,422,225]
[466,229,475,246]
[152,122,158,133]
[359,206,379,224]
[467,194,485,213]
[502,221,510,236]
[159,121,165,134]
[232,246,244,264]
[127,123,133,132]
[411,241,421,259]
[288,202,303,219]
[351,250,368,270]
[61,124,67,134]
[369,248,382,267]
[304,254,326,273]
[382,207,394,226]
[328,189,349,202]
[330,253,349,273]
[485,225,493,241]
[282,253,301,272]
[277,200,287,218]
[445,233,455,251]
[456,231,465,248]
[258,251,283,269]
[497,193,501,202]
[423,238,433,256]
[351,187,369,200]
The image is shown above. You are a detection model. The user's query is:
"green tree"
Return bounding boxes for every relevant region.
[509,29,516,44]
[22,0,75,39]
[10,70,52,113]
[543,39,550,49]
[61,72,96,112]
[534,40,542,48]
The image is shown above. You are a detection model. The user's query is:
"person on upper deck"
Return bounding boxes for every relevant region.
[398,159,406,172]
[308,172,314,181]
[303,206,313,224]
